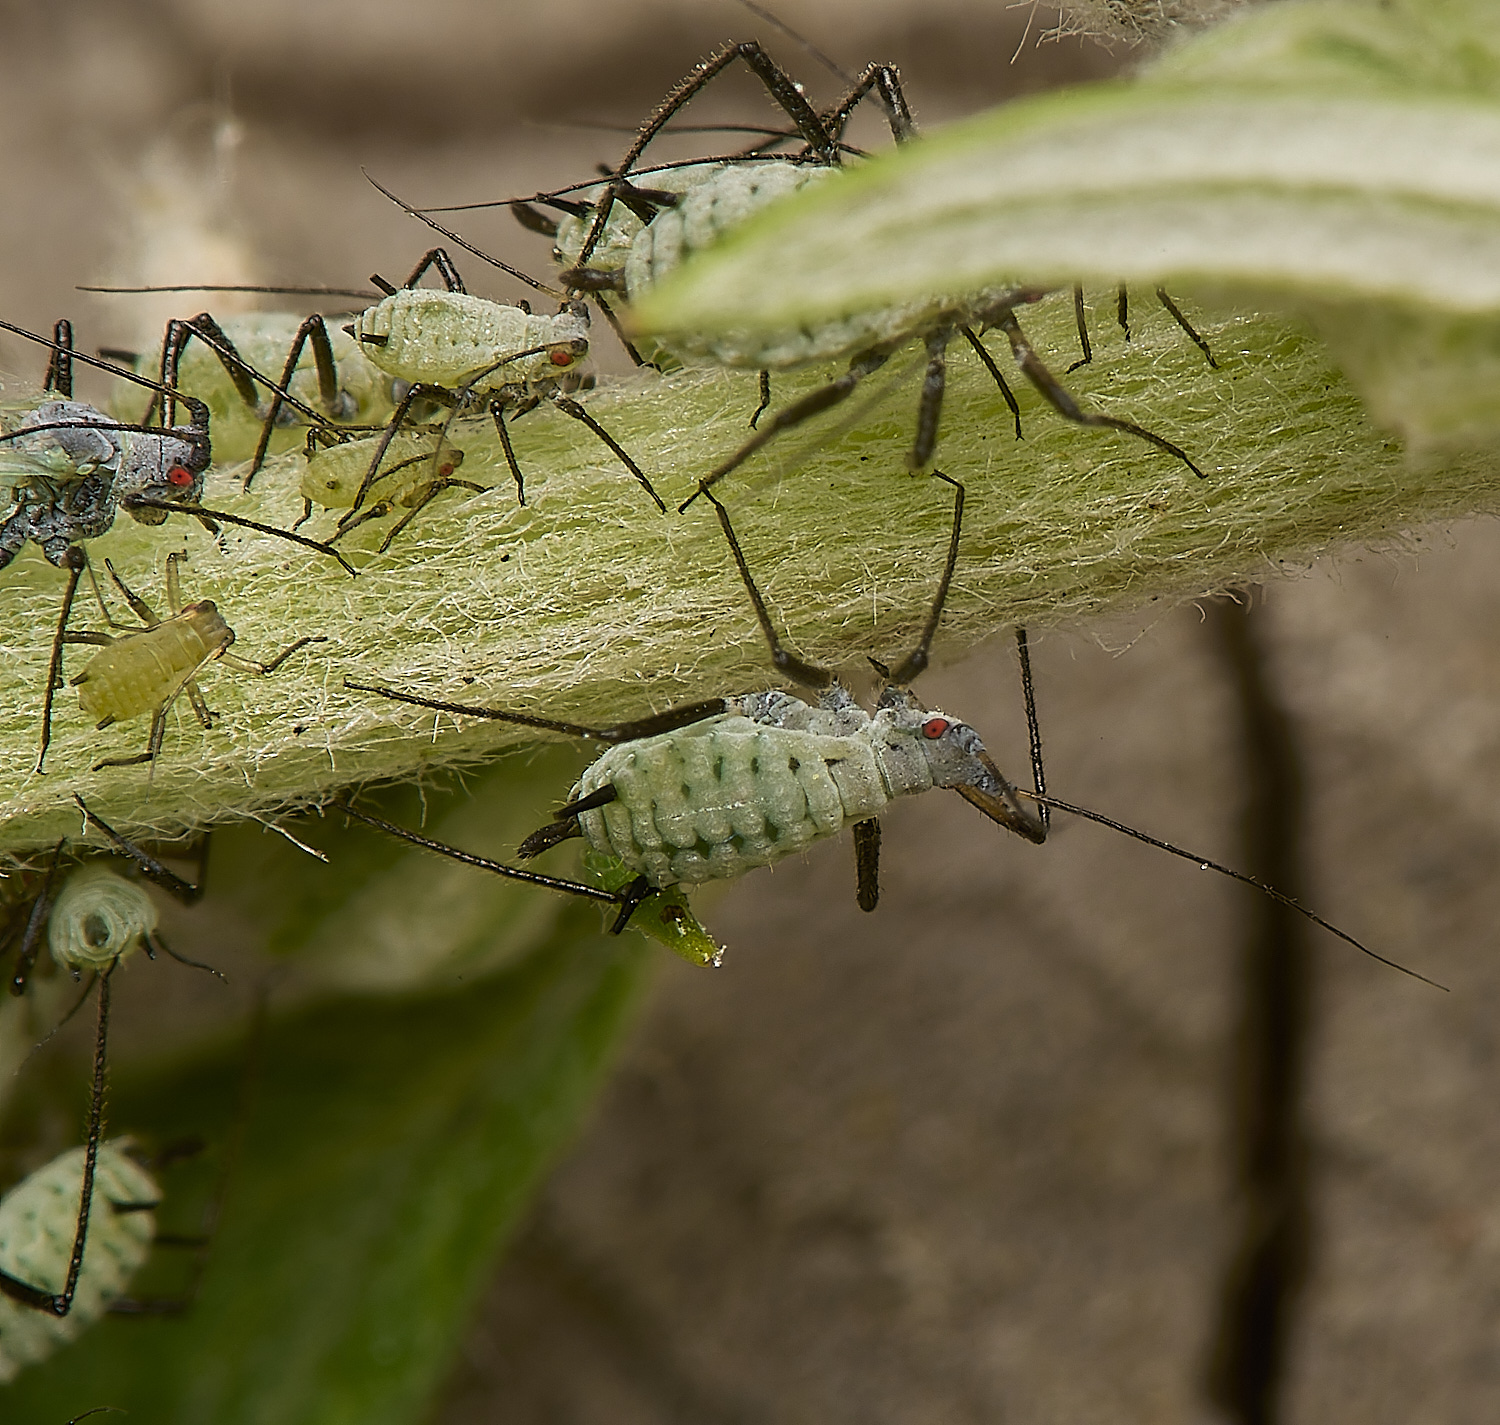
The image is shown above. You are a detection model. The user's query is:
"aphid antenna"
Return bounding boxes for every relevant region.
[65,1408,127,1423]
[361,171,565,301]
[79,283,382,301]
[121,497,357,578]
[1017,789,1444,990]
[733,0,855,87]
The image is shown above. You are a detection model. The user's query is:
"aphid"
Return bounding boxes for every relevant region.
[0,803,229,1380]
[65,551,326,770]
[0,1141,159,1383]
[96,303,402,471]
[338,235,666,512]
[0,317,352,771]
[300,430,481,551]
[338,479,1427,991]
[502,42,1205,502]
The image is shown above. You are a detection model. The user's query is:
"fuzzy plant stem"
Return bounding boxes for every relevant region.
[1,292,1494,859]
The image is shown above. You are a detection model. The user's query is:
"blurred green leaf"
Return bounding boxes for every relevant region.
[0,909,651,1425]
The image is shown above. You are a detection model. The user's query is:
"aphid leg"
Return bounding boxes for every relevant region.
[1156,287,1218,369]
[91,706,169,772]
[983,298,1206,478]
[373,478,489,554]
[219,634,329,676]
[102,557,162,627]
[1015,627,1049,834]
[244,314,345,489]
[958,325,1022,439]
[518,785,619,860]
[7,839,67,996]
[488,399,531,504]
[0,968,114,1315]
[344,676,729,743]
[697,487,833,690]
[160,314,261,429]
[345,382,458,516]
[822,63,917,144]
[334,800,646,921]
[548,394,667,512]
[679,345,894,510]
[398,247,466,294]
[567,41,840,276]
[73,794,207,906]
[907,326,954,470]
[853,818,880,912]
[36,550,86,775]
[883,470,963,685]
[750,371,772,428]
[1066,286,1093,373]
[121,497,357,578]
[1116,284,1131,341]
[609,875,655,935]
[184,679,215,730]
[44,318,74,396]
[591,293,649,368]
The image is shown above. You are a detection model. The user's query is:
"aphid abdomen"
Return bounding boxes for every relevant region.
[0,1143,157,1382]
[72,602,231,725]
[355,290,579,388]
[46,865,159,972]
[576,716,887,886]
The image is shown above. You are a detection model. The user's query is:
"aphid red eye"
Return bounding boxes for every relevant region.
[922,718,949,739]
[549,349,574,366]
[167,465,194,487]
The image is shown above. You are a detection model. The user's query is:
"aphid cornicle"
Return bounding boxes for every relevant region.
[0,1142,159,1383]
[65,551,326,770]
[0,316,352,772]
[339,479,1423,989]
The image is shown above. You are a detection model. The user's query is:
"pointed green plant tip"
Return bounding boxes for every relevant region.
[584,850,725,967]
[629,0,1500,454]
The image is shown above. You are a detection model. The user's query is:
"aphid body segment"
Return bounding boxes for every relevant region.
[351,289,588,390]
[45,865,158,973]
[574,685,1027,887]
[301,431,466,510]
[67,552,325,769]
[0,1143,157,1382]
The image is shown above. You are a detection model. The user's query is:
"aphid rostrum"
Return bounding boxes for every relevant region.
[340,478,1427,990]
[0,317,352,770]
[64,551,326,770]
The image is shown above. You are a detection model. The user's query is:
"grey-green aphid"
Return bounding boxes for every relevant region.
[340,472,1424,986]
[0,1143,158,1383]
[512,42,1206,503]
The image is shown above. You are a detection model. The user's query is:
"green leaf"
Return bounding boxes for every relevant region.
[0,912,652,1425]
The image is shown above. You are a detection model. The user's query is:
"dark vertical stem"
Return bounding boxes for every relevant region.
[1204,590,1314,1425]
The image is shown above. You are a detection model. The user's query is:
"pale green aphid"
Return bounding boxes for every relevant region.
[109,312,397,464]
[300,431,482,552]
[46,864,158,974]
[67,551,325,770]
[0,1143,158,1383]
[350,288,589,390]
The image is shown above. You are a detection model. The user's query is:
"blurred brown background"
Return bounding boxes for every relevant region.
[3,2,1499,1421]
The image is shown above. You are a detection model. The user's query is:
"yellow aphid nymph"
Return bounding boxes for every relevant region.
[66,551,325,770]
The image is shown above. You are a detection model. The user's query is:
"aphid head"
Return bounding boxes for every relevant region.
[876,686,1046,844]
[47,864,158,972]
